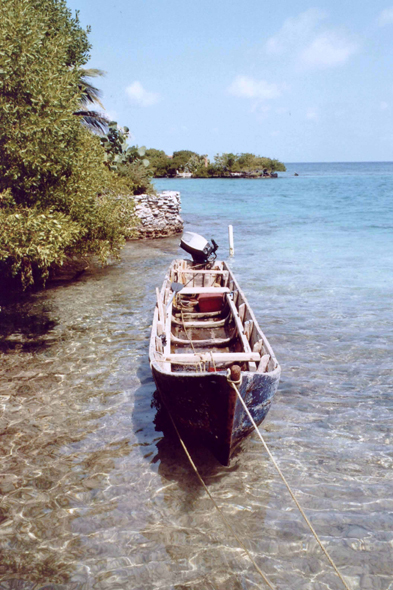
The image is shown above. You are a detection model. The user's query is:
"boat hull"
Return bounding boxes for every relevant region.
[151,362,281,465]
[150,257,281,465]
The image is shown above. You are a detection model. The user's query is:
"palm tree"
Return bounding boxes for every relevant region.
[73,68,109,133]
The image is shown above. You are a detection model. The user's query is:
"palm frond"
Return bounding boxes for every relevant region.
[73,110,109,134]
[78,68,106,109]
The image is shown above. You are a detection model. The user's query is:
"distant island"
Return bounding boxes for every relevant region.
[145,149,286,178]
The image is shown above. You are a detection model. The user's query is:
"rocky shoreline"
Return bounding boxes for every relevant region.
[131,190,183,239]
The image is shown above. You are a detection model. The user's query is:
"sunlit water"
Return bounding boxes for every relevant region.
[0,163,392,590]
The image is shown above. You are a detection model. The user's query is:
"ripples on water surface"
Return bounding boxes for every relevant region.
[0,162,392,590]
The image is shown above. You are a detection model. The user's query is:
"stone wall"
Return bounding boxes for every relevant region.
[131,190,183,239]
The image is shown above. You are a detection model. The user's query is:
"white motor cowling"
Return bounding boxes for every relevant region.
[180,232,218,263]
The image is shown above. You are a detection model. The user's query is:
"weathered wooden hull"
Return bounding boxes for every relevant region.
[150,258,281,465]
[151,361,280,465]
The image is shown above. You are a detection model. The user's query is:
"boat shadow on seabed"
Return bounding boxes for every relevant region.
[131,360,275,590]
[132,356,244,498]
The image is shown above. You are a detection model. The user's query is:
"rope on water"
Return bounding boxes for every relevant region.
[161,394,277,590]
[226,371,352,590]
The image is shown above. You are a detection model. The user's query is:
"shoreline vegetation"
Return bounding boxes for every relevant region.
[100,126,286,180]
[145,149,286,178]
[0,0,285,292]
[0,0,145,292]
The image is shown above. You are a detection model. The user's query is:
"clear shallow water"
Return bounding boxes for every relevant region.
[0,162,392,590]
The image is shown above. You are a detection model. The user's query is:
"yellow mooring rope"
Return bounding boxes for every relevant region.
[227,373,352,590]
[162,395,276,590]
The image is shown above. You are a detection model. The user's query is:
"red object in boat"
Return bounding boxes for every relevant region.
[198,293,224,312]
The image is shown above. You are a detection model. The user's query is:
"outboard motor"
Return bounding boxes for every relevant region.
[180,232,219,263]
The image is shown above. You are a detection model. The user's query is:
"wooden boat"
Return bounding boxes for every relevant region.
[149,240,281,465]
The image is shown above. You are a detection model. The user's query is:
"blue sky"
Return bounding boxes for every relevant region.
[68,0,393,162]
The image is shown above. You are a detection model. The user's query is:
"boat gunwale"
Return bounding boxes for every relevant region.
[149,259,281,380]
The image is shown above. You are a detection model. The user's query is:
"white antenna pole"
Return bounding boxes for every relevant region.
[228,225,234,256]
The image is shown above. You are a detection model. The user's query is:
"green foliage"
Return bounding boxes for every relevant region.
[0,0,86,206]
[116,160,154,195]
[236,153,255,171]
[0,199,83,289]
[100,122,147,169]
[146,147,286,178]
[146,149,208,177]
[214,152,286,175]
[172,150,199,172]
[100,122,129,169]
[192,164,210,178]
[0,0,137,289]
[144,148,164,175]
[83,182,137,262]
[28,0,91,68]
[0,132,137,288]
[184,153,206,174]
[270,158,286,172]
[214,152,239,173]
[100,122,153,193]
[145,148,174,177]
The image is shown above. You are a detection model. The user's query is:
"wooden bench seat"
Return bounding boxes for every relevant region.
[163,352,261,363]
[171,334,234,346]
[172,315,229,328]
[179,287,230,295]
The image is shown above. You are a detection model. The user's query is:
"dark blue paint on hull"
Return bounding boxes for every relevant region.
[152,364,281,465]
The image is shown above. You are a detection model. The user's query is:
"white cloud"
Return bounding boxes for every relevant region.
[228,76,282,100]
[377,7,393,26]
[306,108,319,121]
[126,81,160,107]
[266,8,327,55]
[380,101,389,110]
[300,31,358,69]
[265,10,358,70]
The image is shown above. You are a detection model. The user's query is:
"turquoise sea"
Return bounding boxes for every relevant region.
[0,162,392,590]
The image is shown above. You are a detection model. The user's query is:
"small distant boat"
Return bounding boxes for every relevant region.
[149,232,281,465]
[176,171,193,178]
